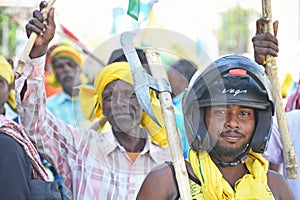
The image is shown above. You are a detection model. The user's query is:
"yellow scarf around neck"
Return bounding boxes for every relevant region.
[188,149,275,200]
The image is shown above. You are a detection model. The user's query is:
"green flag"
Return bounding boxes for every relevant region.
[127,0,140,21]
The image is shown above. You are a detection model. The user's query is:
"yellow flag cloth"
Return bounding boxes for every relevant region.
[47,44,86,87]
[79,62,168,146]
[0,55,16,111]
[188,149,275,200]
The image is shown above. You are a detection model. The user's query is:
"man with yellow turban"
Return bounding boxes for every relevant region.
[0,55,18,122]
[15,7,171,199]
[45,44,89,127]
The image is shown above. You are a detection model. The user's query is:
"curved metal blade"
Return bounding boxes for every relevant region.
[120,31,161,126]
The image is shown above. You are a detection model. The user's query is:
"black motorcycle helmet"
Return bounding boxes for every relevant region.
[182,54,275,165]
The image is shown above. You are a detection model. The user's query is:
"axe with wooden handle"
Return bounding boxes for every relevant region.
[120,31,192,199]
[120,31,170,126]
[144,47,192,199]
[262,0,298,179]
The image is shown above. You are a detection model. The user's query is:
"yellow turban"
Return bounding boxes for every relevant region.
[0,55,16,111]
[79,62,168,146]
[47,44,85,87]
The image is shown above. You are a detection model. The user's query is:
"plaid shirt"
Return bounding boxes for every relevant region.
[15,56,171,200]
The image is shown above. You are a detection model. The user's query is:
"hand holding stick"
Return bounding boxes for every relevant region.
[262,0,298,179]
[16,0,57,76]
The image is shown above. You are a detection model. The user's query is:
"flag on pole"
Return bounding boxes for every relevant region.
[58,24,105,66]
[60,24,81,43]
[127,0,140,21]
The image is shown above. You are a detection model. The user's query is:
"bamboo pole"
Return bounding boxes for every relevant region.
[145,47,192,199]
[262,0,298,179]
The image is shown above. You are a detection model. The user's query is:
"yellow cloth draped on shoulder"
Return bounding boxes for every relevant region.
[187,149,275,200]
[78,62,168,146]
[0,55,16,111]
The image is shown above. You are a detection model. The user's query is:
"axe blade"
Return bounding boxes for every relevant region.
[120,31,161,126]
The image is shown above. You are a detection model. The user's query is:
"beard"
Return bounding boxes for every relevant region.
[109,110,142,135]
[212,140,249,158]
[59,74,81,91]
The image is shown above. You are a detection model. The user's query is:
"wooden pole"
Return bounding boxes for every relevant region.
[16,0,57,76]
[262,0,298,179]
[144,47,192,199]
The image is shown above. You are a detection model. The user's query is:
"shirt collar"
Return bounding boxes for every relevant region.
[101,129,165,163]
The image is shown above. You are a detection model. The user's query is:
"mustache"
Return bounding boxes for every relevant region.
[60,73,76,80]
[220,129,244,136]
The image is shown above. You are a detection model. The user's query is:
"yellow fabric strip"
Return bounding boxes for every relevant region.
[187,149,275,200]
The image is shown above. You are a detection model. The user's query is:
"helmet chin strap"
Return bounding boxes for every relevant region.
[209,144,251,167]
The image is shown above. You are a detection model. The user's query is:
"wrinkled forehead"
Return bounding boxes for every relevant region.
[103,79,134,92]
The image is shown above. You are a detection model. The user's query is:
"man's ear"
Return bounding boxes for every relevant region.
[8,83,14,91]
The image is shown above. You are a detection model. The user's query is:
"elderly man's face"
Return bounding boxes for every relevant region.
[102,80,143,133]
[53,57,81,88]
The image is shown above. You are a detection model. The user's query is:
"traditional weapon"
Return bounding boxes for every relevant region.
[120,32,162,125]
[262,0,298,179]
[16,0,57,76]
[120,31,192,199]
[145,47,192,199]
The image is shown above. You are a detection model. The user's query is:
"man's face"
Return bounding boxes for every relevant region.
[102,80,143,133]
[0,76,10,107]
[204,104,255,158]
[53,57,81,89]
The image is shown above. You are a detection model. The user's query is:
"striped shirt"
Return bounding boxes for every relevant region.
[15,56,171,200]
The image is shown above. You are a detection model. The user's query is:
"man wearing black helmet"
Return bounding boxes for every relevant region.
[136,54,294,199]
[137,17,295,199]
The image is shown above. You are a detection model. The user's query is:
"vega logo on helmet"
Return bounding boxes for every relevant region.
[222,88,247,96]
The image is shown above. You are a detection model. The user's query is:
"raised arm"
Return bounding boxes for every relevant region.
[16,2,56,133]
[14,3,80,197]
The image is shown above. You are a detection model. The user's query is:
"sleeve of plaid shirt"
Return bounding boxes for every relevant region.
[15,55,85,199]
[15,56,173,199]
